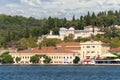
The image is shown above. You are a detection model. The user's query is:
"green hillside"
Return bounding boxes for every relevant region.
[0,10,120,48]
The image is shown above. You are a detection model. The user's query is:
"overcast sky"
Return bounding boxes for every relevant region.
[0,0,120,20]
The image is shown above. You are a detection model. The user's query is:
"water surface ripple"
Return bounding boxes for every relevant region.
[0,66,119,80]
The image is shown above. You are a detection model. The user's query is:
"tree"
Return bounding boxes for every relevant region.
[24,27,30,38]
[72,15,75,21]
[47,16,55,29]
[73,56,80,64]
[18,38,28,49]
[76,16,85,30]
[0,52,13,64]
[52,27,59,35]
[27,37,37,48]
[64,34,75,42]
[30,55,39,63]
[30,27,42,37]
[85,11,91,25]
[15,57,21,63]
[62,17,68,27]
[43,56,51,63]
[112,52,120,59]
[40,38,61,47]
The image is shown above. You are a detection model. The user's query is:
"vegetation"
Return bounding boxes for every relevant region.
[73,56,80,64]
[64,34,75,42]
[15,57,21,63]
[112,52,120,59]
[0,10,120,48]
[30,55,39,64]
[75,37,90,42]
[39,38,61,47]
[93,28,120,48]
[0,52,13,64]
[43,55,52,63]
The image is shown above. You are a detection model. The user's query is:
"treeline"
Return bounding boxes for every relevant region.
[0,10,120,48]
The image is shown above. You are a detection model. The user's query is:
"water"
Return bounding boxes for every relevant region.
[0,65,120,80]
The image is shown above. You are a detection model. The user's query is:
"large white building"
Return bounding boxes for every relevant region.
[10,42,81,64]
[80,41,110,62]
[37,25,104,43]
[59,25,103,39]
[6,41,110,64]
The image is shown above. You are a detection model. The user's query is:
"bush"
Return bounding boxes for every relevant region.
[73,56,80,64]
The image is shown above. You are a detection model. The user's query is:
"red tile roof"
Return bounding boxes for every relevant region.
[57,42,80,50]
[84,25,97,28]
[57,42,80,46]
[57,47,80,50]
[109,47,120,52]
[17,47,74,54]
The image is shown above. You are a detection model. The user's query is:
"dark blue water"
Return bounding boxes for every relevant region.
[0,65,120,80]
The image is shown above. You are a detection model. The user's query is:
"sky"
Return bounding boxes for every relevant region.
[0,0,120,20]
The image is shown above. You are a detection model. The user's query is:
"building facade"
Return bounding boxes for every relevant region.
[10,42,80,64]
[59,25,104,39]
[8,41,110,64]
[80,41,110,62]
[37,25,104,44]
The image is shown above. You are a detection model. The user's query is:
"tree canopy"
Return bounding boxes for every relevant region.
[73,56,80,64]
[0,10,120,48]
[0,52,13,64]
[30,55,40,64]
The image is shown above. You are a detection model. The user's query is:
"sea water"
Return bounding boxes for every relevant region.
[0,65,120,80]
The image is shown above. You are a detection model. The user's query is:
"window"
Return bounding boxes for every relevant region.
[25,56,27,59]
[51,57,53,59]
[86,46,90,48]
[92,46,95,48]
[91,51,95,53]
[87,51,90,53]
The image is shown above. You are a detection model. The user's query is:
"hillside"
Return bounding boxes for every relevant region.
[0,10,120,48]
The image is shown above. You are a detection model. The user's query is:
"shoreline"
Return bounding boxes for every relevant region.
[1,64,120,66]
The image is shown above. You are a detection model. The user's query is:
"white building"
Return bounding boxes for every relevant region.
[37,25,104,43]
[114,25,120,29]
[59,25,103,39]
[80,41,110,62]
[10,42,81,64]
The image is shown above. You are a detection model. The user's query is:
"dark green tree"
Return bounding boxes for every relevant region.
[72,15,75,21]
[43,56,51,63]
[85,11,91,25]
[40,38,61,47]
[47,16,55,29]
[76,16,85,30]
[30,27,42,37]
[62,17,68,27]
[24,27,30,38]
[0,52,13,64]
[73,56,80,64]
[15,57,21,63]
[30,55,39,63]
